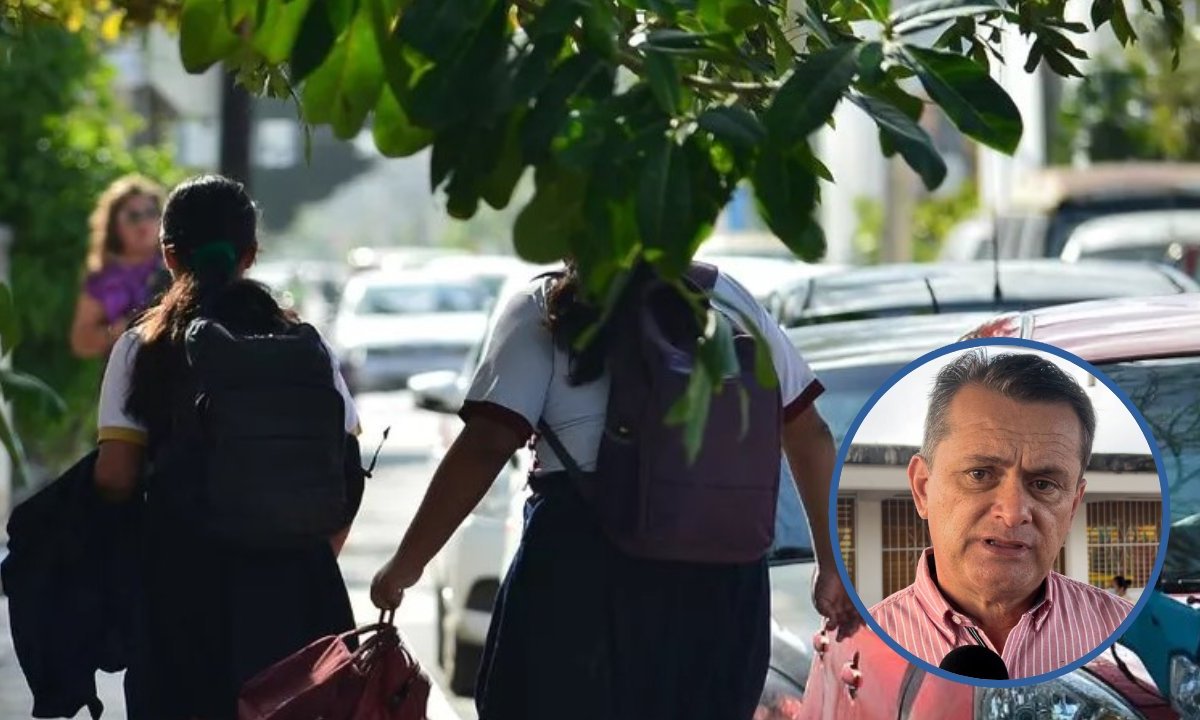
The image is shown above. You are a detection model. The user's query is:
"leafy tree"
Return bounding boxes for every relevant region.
[1056,17,1200,163]
[6,0,1185,454]
[0,23,182,478]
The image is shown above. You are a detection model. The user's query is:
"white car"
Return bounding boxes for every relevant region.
[408,263,556,696]
[332,270,491,394]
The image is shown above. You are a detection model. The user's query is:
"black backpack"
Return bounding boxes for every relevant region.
[182,318,349,547]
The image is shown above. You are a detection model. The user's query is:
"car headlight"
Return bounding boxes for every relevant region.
[1171,654,1200,717]
[974,670,1140,720]
[754,668,803,720]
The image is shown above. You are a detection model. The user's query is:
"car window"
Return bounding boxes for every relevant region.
[1099,355,1200,589]
[355,282,487,315]
[813,361,907,444]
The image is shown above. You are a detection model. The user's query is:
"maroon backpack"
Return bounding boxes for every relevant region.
[538,262,782,564]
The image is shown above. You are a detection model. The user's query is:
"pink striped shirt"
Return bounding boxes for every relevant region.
[869,549,1134,679]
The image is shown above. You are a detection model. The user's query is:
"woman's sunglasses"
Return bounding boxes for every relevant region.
[120,207,161,224]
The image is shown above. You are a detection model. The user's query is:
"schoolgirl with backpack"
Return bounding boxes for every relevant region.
[371,259,860,719]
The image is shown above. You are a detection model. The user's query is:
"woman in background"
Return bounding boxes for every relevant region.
[70,175,170,358]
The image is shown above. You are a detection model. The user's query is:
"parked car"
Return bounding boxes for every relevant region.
[939,163,1200,261]
[1060,209,1200,281]
[331,270,491,393]
[965,293,1200,718]
[765,259,1198,328]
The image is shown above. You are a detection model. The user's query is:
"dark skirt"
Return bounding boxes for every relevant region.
[475,475,771,720]
[125,503,355,720]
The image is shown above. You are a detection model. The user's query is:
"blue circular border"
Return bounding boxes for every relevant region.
[827,336,1172,689]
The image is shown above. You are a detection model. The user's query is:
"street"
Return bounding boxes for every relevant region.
[0,390,478,720]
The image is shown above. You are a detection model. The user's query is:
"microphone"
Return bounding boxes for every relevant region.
[939,645,1009,680]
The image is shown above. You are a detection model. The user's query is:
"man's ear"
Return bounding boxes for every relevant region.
[910,454,932,519]
[1069,476,1087,521]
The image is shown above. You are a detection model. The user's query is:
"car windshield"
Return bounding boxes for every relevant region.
[355,282,488,315]
[1099,355,1200,591]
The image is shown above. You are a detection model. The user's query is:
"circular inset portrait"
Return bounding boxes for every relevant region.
[831,338,1169,687]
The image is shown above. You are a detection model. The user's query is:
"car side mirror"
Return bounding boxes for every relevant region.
[408,370,463,415]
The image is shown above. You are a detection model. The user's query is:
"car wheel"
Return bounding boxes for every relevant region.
[435,590,447,670]
[448,637,485,697]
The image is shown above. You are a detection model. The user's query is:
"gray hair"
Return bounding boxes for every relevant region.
[921,350,1096,474]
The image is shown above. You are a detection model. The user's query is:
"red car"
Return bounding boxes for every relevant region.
[797,294,1200,720]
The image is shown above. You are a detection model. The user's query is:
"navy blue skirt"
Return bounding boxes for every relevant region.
[475,475,771,720]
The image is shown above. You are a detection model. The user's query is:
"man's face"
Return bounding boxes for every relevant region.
[910,385,1087,607]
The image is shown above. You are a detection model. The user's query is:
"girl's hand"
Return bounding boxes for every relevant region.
[370,556,421,610]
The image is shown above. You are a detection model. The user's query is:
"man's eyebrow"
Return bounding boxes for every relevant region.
[963,454,1009,466]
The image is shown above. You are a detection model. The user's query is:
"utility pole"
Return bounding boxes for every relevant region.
[882,157,915,263]
[219,67,253,190]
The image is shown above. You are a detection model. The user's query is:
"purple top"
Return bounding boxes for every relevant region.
[84,257,164,323]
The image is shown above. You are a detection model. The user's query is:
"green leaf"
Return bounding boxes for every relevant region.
[581,0,619,59]
[396,0,492,63]
[1041,47,1083,78]
[1090,0,1114,30]
[0,368,65,414]
[857,41,886,86]
[302,6,384,138]
[752,141,825,260]
[698,106,766,152]
[850,93,948,190]
[644,52,684,114]
[514,165,585,263]
[0,283,20,356]
[514,34,567,102]
[1162,0,1184,68]
[406,0,510,130]
[638,137,694,260]
[901,46,1022,154]
[726,3,773,31]
[890,0,1006,35]
[290,0,338,82]
[666,363,713,464]
[765,44,862,147]
[520,53,608,164]
[528,0,588,38]
[253,0,313,64]
[794,0,838,48]
[480,112,526,210]
[1110,0,1136,45]
[179,0,240,73]
[373,86,433,157]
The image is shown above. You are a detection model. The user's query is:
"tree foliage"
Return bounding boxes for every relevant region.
[5,0,1185,457]
[1056,17,1200,164]
[0,23,182,478]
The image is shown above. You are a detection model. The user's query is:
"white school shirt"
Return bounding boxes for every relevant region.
[461,271,824,473]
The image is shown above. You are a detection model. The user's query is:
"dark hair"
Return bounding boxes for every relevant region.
[1113,575,1130,589]
[126,175,292,435]
[546,261,607,385]
[546,261,699,386]
[921,350,1097,475]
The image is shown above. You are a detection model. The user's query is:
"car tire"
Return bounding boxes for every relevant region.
[448,637,484,697]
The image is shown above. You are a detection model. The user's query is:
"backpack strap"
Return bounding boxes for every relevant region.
[685,261,719,292]
[535,420,589,485]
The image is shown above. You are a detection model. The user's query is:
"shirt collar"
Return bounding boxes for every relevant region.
[913,549,1058,640]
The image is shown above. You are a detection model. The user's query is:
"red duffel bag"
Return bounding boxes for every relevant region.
[238,610,431,720]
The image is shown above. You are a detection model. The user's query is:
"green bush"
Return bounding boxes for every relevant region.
[0,25,182,478]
